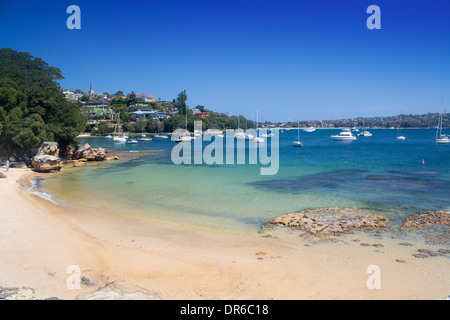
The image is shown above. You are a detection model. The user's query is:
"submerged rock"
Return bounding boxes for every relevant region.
[401,211,450,229]
[265,208,388,237]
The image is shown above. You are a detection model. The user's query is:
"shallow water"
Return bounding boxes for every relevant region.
[43,129,450,232]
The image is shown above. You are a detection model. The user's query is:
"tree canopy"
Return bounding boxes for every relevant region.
[0,48,84,159]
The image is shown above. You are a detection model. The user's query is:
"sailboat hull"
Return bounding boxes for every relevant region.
[436,137,450,144]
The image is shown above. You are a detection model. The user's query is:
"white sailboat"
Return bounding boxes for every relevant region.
[358,118,372,137]
[174,113,195,142]
[138,120,152,141]
[436,100,449,144]
[154,121,169,139]
[293,119,302,147]
[396,114,406,141]
[113,112,127,143]
[252,111,265,143]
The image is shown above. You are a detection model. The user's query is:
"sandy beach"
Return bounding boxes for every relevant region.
[0,167,449,300]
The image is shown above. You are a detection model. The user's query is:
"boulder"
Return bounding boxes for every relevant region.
[35,142,60,157]
[72,144,108,161]
[31,155,62,172]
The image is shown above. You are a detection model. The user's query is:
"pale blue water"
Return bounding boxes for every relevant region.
[43,129,450,232]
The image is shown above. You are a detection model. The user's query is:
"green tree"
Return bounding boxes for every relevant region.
[176,90,187,114]
[0,48,84,159]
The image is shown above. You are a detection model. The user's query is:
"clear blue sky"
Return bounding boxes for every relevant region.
[1,0,449,122]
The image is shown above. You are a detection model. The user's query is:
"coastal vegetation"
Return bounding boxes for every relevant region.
[0,49,84,159]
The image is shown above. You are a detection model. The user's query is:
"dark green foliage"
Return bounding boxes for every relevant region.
[0,48,84,159]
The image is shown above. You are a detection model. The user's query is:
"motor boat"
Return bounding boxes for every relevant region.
[303,126,316,132]
[331,129,357,141]
[174,135,194,143]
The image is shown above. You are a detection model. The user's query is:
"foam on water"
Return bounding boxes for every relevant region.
[28,178,58,205]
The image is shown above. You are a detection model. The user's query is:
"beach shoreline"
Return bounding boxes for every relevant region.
[1,167,449,300]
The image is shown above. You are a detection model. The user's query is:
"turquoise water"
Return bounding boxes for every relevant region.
[43,129,450,232]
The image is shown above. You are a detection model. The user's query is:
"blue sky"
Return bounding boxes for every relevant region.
[1,0,449,122]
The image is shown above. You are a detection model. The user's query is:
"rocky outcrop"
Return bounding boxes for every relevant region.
[401,211,450,229]
[266,208,388,236]
[72,144,118,162]
[35,141,60,157]
[30,142,62,172]
[28,142,118,172]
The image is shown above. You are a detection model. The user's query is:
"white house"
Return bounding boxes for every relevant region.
[136,94,156,103]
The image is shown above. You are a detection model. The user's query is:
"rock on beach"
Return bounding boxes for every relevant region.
[265,208,388,237]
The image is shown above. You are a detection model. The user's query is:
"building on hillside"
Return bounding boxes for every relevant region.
[132,109,170,121]
[194,111,209,118]
[136,94,156,103]
[82,106,116,119]
[63,90,83,101]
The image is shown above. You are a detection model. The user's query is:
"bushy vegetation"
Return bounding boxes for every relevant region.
[0,48,84,159]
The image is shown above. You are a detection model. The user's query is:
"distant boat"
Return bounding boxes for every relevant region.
[436,100,449,144]
[127,139,138,144]
[155,123,169,139]
[293,119,302,147]
[138,136,152,141]
[252,111,265,143]
[303,126,316,132]
[331,128,357,141]
[358,130,372,137]
[234,117,246,139]
[113,112,127,143]
[234,129,246,140]
[174,135,194,143]
[396,115,406,141]
[105,134,113,139]
[358,119,372,136]
[174,113,195,142]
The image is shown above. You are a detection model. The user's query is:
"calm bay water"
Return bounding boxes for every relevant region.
[42,129,450,232]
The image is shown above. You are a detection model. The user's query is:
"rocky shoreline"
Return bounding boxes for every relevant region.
[30,141,119,172]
